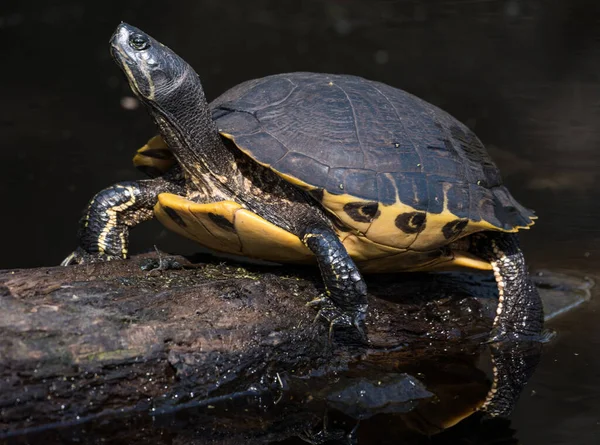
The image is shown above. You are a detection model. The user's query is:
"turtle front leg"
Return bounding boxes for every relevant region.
[302,225,369,341]
[62,177,182,265]
[473,232,544,342]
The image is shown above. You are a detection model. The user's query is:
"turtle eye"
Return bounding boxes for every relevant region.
[129,33,150,51]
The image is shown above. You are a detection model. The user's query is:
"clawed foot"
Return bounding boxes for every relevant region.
[140,246,183,272]
[61,248,119,266]
[307,295,368,343]
[140,256,183,272]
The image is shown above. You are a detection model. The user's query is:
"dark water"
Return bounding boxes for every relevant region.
[2,0,600,443]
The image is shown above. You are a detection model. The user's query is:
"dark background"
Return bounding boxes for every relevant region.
[2,1,600,443]
[2,0,599,269]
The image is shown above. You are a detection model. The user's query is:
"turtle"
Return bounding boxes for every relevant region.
[62,23,544,342]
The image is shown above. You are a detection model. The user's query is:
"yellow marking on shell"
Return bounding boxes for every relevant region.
[154,193,495,273]
[341,233,490,272]
[273,170,318,191]
[446,252,493,271]
[410,184,475,250]
[138,135,167,151]
[365,203,421,248]
[219,131,234,139]
[357,249,491,274]
[97,185,137,257]
[369,182,534,251]
[155,194,244,254]
[154,194,314,263]
[340,233,405,262]
[318,186,492,253]
[133,135,175,173]
[233,210,314,262]
[321,190,371,235]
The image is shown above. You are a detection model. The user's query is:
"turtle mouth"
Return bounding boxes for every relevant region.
[110,45,140,93]
[110,44,135,71]
[110,24,135,67]
[109,45,127,66]
[109,24,156,100]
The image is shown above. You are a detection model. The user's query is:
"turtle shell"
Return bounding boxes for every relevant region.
[210,72,535,252]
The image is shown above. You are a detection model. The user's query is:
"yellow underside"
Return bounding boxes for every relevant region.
[154,193,492,273]
[133,135,176,174]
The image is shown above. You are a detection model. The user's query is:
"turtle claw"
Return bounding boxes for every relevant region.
[60,251,79,266]
[307,295,330,308]
[60,248,118,266]
[140,256,183,272]
[140,246,183,272]
[308,295,367,343]
[328,316,364,343]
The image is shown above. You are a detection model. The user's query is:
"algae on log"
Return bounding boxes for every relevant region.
[0,253,592,435]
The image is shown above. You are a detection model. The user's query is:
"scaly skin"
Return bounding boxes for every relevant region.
[62,176,183,265]
[472,232,544,342]
[302,225,368,340]
[481,340,543,417]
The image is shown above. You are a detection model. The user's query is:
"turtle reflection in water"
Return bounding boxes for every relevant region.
[62,24,544,345]
[12,339,539,444]
[294,341,542,444]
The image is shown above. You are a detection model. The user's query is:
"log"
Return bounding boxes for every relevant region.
[0,252,593,442]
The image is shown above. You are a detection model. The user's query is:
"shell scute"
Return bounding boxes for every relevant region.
[209,73,535,258]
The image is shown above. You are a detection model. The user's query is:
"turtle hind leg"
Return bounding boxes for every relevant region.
[62,176,183,265]
[302,224,369,343]
[472,232,544,342]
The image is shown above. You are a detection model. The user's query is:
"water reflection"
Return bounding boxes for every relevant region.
[6,334,542,444]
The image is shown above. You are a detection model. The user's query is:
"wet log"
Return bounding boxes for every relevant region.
[0,252,592,438]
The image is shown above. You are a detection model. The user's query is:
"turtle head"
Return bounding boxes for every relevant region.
[110,23,192,103]
[109,23,224,175]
